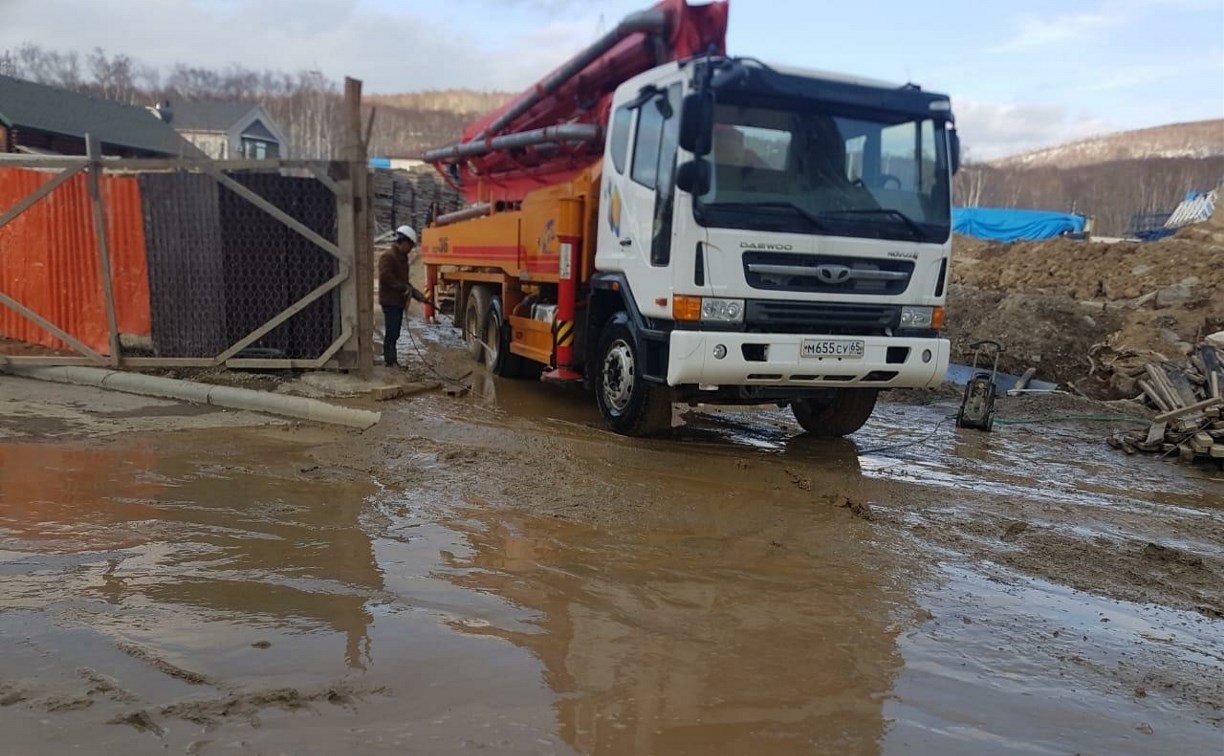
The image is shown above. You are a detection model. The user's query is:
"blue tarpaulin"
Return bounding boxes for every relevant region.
[953,207,1086,242]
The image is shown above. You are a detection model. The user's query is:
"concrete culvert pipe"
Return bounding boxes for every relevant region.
[3,365,381,430]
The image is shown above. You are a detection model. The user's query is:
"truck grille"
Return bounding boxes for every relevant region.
[745,300,900,335]
[743,252,913,295]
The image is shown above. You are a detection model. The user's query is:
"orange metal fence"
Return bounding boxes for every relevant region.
[0,167,151,354]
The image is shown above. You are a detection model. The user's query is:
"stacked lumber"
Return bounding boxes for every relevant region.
[372,168,463,237]
[1107,335,1224,463]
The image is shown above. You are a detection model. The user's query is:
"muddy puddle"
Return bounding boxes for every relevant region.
[2,372,1223,753]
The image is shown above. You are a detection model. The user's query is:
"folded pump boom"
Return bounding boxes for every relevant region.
[423,0,728,205]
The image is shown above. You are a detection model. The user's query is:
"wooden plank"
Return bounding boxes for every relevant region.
[122,357,216,368]
[1153,397,1224,423]
[1211,445,1224,459]
[0,163,88,235]
[1179,443,1196,463]
[214,271,347,363]
[1145,365,1181,409]
[345,77,374,380]
[1191,432,1213,453]
[1164,364,1200,406]
[1138,379,1173,412]
[308,164,341,196]
[85,135,122,367]
[335,174,360,371]
[0,355,99,367]
[1211,371,1220,400]
[1145,422,1167,446]
[201,164,349,265]
[0,156,343,172]
[226,325,353,371]
[0,293,107,364]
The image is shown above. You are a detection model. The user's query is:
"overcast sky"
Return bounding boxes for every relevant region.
[1,0,1221,159]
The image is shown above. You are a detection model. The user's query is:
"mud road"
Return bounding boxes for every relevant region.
[1,330,1222,754]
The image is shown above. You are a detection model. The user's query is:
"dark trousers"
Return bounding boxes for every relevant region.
[382,305,404,366]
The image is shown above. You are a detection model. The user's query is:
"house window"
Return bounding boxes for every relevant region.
[240,138,278,159]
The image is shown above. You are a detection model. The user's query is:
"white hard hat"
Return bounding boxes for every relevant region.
[395,225,418,244]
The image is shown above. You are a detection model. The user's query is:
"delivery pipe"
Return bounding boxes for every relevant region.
[423,124,602,163]
[435,203,493,227]
[4,365,381,430]
[475,9,667,141]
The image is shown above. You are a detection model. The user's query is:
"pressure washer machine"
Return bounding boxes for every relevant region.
[957,340,1004,432]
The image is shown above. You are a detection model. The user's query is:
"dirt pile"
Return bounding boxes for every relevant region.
[946,211,1224,394]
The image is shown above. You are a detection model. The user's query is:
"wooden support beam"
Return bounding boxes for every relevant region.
[0,294,107,364]
[0,355,100,367]
[214,271,347,364]
[0,163,87,234]
[308,164,341,196]
[0,156,347,172]
[346,77,374,379]
[85,134,122,367]
[1153,397,1224,423]
[201,164,349,267]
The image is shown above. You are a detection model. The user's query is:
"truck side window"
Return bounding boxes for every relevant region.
[631,99,665,189]
[610,106,632,174]
[650,84,683,267]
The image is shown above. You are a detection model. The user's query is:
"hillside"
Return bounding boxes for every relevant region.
[366,90,512,115]
[993,119,1224,170]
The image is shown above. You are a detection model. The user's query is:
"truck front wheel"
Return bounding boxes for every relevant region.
[792,389,879,437]
[595,316,672,437]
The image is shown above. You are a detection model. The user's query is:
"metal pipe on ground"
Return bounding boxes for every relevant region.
[3,365,381,430]
[423,124,602,163]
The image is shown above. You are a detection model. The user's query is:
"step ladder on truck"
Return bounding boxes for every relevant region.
[419,0,961,437]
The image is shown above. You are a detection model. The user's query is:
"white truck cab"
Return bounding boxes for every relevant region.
[590,56,959,435]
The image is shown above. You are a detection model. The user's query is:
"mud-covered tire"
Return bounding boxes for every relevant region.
[594,315,672,436]
[792,389,879,437]
[486,297,533,378]
[463,287,490,363]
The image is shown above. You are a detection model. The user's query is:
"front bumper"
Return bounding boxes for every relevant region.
[666,331,950,389]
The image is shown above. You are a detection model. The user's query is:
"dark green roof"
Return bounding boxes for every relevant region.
[0,74,203,157]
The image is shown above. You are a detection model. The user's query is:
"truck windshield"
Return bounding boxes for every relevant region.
[694,98,952,243]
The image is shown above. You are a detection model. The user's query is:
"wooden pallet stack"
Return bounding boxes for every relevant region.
[1107,337,1224,463]
[371,168,463,238]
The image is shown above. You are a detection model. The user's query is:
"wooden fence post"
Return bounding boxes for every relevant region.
[85,134,122,367]
[345,78,374,378]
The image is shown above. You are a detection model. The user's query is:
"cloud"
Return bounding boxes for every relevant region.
[954,100,1114,161]
[991,10,1124,52]
[0,0,600,93]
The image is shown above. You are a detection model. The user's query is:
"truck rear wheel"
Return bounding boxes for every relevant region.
[595,316,672,436]
[463,287,490,363]
[486,297,533,378]
[792,389,879,437]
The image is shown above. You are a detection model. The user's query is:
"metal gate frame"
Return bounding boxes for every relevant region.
[0,79,375,376]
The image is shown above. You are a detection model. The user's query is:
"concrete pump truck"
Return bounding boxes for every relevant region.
[420,0,960,437]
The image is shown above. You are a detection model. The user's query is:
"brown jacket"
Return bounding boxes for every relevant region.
[378,249,411,307]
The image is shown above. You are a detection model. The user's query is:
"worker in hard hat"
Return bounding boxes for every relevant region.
[378,225,427,367]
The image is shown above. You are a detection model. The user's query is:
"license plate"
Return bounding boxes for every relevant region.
[801,339,865,359]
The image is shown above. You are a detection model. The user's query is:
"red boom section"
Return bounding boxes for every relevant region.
[427,0,728,205]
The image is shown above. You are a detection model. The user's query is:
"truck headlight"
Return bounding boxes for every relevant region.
[900,306,945,330]
[900,306,934,328]
[700,298,744,323]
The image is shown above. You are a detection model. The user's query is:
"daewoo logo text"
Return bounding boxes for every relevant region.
[740,242,794,251]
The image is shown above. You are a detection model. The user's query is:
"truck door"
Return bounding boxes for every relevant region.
[598,84,682,321]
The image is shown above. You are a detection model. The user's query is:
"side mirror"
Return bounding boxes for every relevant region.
[679,92,714,156]
[676,159,711,196]
[949,128,961,175]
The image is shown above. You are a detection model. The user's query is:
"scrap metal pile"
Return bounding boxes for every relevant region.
[1105,333,1224,464]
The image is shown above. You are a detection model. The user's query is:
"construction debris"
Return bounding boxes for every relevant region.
[1106,333,1224,463]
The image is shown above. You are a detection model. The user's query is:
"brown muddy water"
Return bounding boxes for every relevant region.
[2,368,1223,754]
